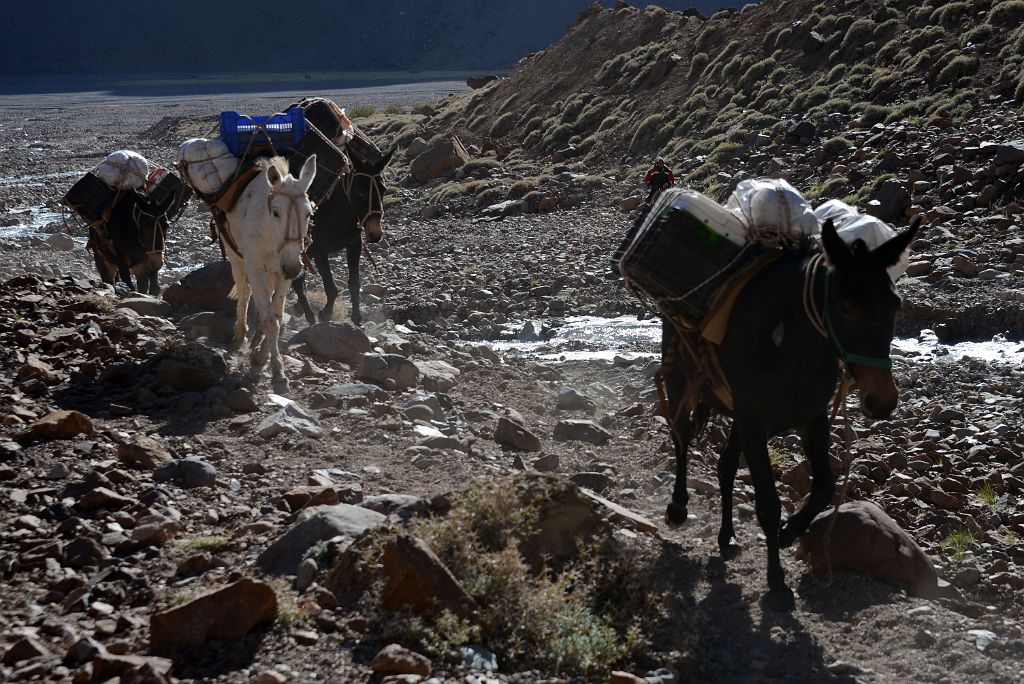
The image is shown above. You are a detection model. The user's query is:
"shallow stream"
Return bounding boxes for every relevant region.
[492,316,1024,366]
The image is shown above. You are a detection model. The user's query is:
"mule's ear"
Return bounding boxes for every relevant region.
[369,146,397,175]
[873,214,923,268]
[266,163,284,187]
[820,218,854,270]
[298,154,317,192]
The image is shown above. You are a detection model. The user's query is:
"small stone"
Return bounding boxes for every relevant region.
[296,558,319,593]
[293,629,319,645]
[78,487,133,512]
[371,643,432,677]
[3,635,51,665]
[43,462,70,480]
[495,417,542,452]
[459,645,498,672]
[553,419,612,445]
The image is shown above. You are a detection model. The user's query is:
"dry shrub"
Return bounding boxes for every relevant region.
[325,477,698,677]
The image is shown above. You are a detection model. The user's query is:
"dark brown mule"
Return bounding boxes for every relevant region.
[650,216,921,610]
[89,189,187,295]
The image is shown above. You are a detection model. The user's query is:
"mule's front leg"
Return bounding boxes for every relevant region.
[313,250,338,324]
[779,413,835,548]
[291,271,317,326]
[268,279,290,391]
[345,242,362,326]
[662,370,695,525]
[738,419,794,611]
[228,258,251,350]
[717,428,742,555]
[247,275,274,372]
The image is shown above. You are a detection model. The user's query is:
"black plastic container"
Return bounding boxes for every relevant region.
[620,205,746,322]
[62,172,117,224]
[288,124,351,208]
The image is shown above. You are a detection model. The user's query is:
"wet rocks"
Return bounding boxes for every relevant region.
[149,578,278,653]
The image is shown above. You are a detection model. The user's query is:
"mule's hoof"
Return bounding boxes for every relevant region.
[763,587,796,613]
[271,376,290,393]
[665,502,689,526]
[718,534,742,557]
[778,520,799,549]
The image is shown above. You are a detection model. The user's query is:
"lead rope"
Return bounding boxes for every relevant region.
[804,255,856,586]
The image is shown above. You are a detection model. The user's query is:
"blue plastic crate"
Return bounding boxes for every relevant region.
[219,109,307,157]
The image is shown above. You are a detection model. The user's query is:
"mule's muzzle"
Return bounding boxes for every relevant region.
[854,365,899,419]
[282,260,303,280]
[363,215,383,243]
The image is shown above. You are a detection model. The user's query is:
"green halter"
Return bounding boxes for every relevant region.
[822,267,894,375]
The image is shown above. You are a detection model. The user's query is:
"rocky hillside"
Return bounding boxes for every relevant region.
[433,0,1024,167]
[343,0,1024,341]
[1,0,740,77]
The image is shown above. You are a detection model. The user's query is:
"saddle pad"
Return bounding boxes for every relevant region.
[213,165,263,214]
[700,248,783,346]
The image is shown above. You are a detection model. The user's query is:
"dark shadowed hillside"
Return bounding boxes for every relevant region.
[0,0,744,76]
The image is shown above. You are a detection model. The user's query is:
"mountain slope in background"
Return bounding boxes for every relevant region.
[1,1,744,76]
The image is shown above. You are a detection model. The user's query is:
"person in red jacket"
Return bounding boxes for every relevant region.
[643,157,675,203]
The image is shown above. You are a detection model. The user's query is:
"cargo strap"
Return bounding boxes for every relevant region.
[210,208,241,259]
[341,169,385,227]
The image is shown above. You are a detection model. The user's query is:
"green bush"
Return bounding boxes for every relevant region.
[935,56,979,85]
[489,112,518,138]
[989,1,1024,25]
[774,27,795,50]
[738,58,777,93]
[384,104,404,115]
[931,2,970,28]
[840,18,876,53]
[349,105,376,118]
[822,136,854,157]
[860,104,894,124]
[688,52,710,80]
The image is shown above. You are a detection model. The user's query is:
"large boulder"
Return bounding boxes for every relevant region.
[380,534,478,619]
[305,322,372,363]
[162,261,235,312]
[149,578,277,653]
[410,136,470,183]
[257,504,386,575]
[466,75,498,89]
[796,501,942,598]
